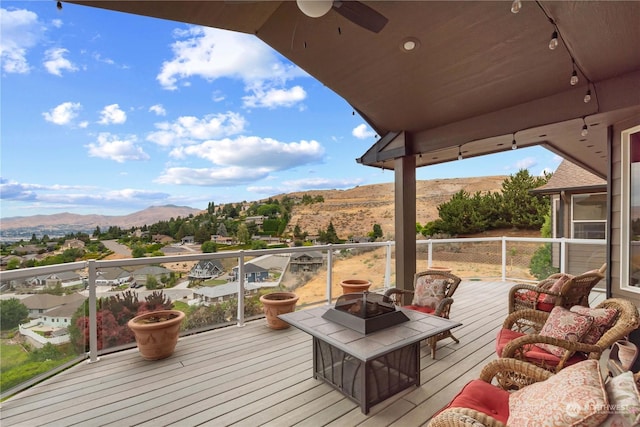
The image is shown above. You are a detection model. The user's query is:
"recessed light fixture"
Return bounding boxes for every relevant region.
[400,37,420,52]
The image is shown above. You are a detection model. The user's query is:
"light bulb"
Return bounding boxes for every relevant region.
[57,1,62,10]
[457,148,463,161]
[570,70,579,86]
[296,0,333,18]
[510,0,522,13]
[548,31,558,50]
[511,139,517,150]
[583,89,591,103]
[581,124,588,137]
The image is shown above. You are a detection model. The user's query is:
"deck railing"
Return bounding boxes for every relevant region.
[0,236,605,398]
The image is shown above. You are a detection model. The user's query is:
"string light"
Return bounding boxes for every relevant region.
[548,30,558,50]
[457,146,463,161]
[511,136,517,150]
[57,1,62,10]
[570,61,579,86]
[583,88,592,103]
[510,0,522,14]
[581,119,589,137]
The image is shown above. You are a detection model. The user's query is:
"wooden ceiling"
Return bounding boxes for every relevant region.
[68,1,640,178]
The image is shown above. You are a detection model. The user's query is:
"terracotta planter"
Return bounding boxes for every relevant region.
[340,279,372,294]
[127,310,185,360]
[260,292,299,330]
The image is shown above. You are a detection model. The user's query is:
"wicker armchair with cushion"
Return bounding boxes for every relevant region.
[508,263,606,314]
[496,298,639,373]
[384,270,461,359]
[428,358,640,427]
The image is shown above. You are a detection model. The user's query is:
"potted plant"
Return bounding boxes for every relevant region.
[128,309,185,360]
[260,291,299,330]
[340,279,372,294]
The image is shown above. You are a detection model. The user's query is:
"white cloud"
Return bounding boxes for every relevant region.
[86,132,149,163]
[352,124,376,139]
[42,101,82,125]
[43,47,78,76]
[156,166,271,186]
[243,85,306,109]
[51,19,63,29]
[175,136,325,171]
[149,104,166,116]
[248,177,364,195]
[98,104,127,125]
[515,157,537,170]
[0,8,43,73]
[157,26,307,108]
[147,112,246,147]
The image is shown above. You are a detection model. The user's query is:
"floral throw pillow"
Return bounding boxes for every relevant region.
[508,359,608,427]
[601,371,640,427]
[411,277,446,309]
[541,273,571,304]
[538,306,594,357]
[570,306,618,345]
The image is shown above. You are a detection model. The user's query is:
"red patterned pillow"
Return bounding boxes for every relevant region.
[508,360,608,427]
[411,277,446,308]
[570,306,618,345]
[538,306,594,357]
[541,274,571,304]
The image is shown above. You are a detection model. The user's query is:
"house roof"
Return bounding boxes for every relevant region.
[532,159,607,194]
[21,293,86,310]
[68,1,640,178]
[43,297,86,318]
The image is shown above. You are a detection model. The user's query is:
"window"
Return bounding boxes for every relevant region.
[621,126,640,290]
[571,193,606,239]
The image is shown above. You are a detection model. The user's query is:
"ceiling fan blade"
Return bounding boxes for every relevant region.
[333,1,388,33]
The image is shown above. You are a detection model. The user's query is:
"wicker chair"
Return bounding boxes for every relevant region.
[497,298,639,373]
[508,263,606,314]
[384,270,461,359]
[428,358,553,427]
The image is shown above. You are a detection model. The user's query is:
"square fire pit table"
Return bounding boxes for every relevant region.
[279,305,461,414]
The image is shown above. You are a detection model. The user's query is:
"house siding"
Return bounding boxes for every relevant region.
[611,114,640,306]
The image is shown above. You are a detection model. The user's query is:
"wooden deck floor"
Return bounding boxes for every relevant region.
[0,281,607,427]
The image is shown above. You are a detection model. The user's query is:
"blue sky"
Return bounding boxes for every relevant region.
[0,1,562,219]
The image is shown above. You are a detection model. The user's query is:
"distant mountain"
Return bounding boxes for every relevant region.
[0,176,509,240]
[0,205,204,237]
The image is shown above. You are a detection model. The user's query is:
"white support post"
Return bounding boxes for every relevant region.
[427,239,433,269]
[87,260,99,363]
[384,241,392,290]
[237,251,245,327]
[326,244,333,305]
[501,237,507,282]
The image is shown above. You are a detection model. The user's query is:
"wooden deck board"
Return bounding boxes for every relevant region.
[0,281,610,427]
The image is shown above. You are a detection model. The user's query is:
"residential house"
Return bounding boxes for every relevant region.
[21,293,86,319]
[95,267,132,286]
[231,263,268,283]
[289,251,324,273]
[39,296,86,328]
[28,271,83,288]
[189,260,224,280]
[181,236,195,245]
[532,160,608,284]
[63,239,85,250]
[132,266,173,285]
[192,281,275,304]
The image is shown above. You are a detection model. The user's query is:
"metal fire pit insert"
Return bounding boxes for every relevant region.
[321,292,409,334]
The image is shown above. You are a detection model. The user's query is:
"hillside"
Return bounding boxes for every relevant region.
[0,176,507,239]
[284,176,507,238]
[0,205,203,236]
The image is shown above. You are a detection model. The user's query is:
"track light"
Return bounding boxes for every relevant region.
[510,0,522,14]
[583,89,592,103]
[457,146,463,161]
[548,31,558,50]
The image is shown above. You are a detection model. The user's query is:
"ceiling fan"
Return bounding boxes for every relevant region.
[296,0,388,33]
